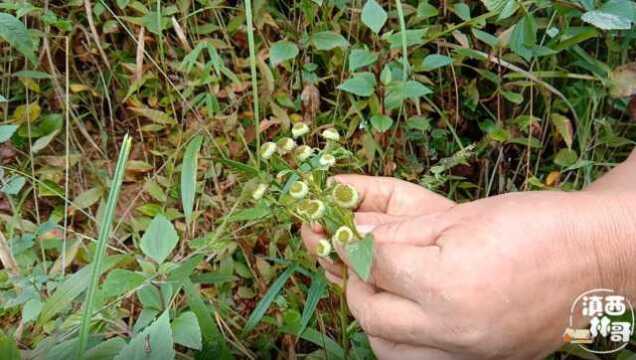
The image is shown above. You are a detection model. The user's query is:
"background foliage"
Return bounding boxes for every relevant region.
[0,0,635,358]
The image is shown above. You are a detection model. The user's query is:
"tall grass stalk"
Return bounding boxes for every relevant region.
[244,0,261,167]
[394,0,409,80]
[77,135,132,357]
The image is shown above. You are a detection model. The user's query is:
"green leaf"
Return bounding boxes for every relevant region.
[243,265,297,334]
[228,204,271,222]
[581,0,634,30]
[0,330,20,360]
[383,29,426,49]
[349,49,378,72]
[1,176,26,195]
[0,13,36,64]
[421,54,453,71]
[73,187,104,210]
[171,312,202,350]
[101,269,146,298]
[554,148,578,167]
[31,129,60,153]
[417,1,439,18]
[480,0,518,19]
[370,114,393,132]
[116,0,130,9]
[270,40,299,66]
[13,70,52,79]
[114,310,175,360]
[0,94,6,102]
[298,275,326,336]
[346,234,374,281]
[85,338,126,360]
[361,0,387,33]
[453,3,471,21]
[502,91,523,104]
[385,80,432,109]
[338,72,376,97]
[181,135,202,226]
[310,31,349,50]
[0,125,17,143]
[472,28,499,47]
[509,14,536,61]
[22,297,42,323]
[550,113,573,148]
[140,215,179,264]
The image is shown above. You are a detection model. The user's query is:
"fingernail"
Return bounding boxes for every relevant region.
[355,224,376,235]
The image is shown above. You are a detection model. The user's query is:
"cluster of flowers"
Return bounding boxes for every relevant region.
[250,123,362,258]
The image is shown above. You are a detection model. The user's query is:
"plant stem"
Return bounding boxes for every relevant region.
[245,0,261,167]
[77,135,132,357]
[394,0,409,80]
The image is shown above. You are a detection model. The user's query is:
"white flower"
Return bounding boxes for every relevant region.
[252,183,268,200]
[292,122,310,138]
[304,199,325,220]
[316,239,332,257]
[331,183,359,209]
[289,180,309,199]
[260,142,277,159]
[276,137,297,155]
[295,145,313,162]
[332,225,355,246]
[321,128,340,141]
[319,154,336,168]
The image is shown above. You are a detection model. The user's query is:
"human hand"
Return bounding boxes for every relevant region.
[300,175,455,282]
[305,176,636,359]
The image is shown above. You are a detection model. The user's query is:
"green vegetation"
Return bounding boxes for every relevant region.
[0,0,634,358]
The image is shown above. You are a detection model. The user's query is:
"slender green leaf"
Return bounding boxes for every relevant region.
[0,330,20,360]
[243,265,297,334]
[298,275,326,336]
[181,135,203,225]
[0,13,36,64]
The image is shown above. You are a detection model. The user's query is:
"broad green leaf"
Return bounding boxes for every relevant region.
[0,125,17,143]
[581,0,635,30]
[550,113,573,148]
[1,176,26,195]
[480,0,518,19]
[114,310,175,360]
[85,338,127,360]
[361,0,387,33]
[310,31,349,50]
[502,91,523,104]
[472,28,499,47]
[270,40,299,66]
[101,269,146,298]
[228,205,271,222]
[243,265,297,334]
[554,148,578,167]
[454,3,471,21]
[417,1,439,18]
[22,297,42,323]
[349,49,378,72]
[73,187,103,210]
[140,214,179,264]
[346,234,374,281]
[383,29,426,49]
[422,54,453,71]
[385,80,432,109]
[338,72,376,97]
[0,330,20,360]
[116,0,130,9]
[171,311,202,350]
[509,14,536,61]
[181,135,202,225]
[31,129,60,153]
[370,114,393,132]
[0,13,36,64]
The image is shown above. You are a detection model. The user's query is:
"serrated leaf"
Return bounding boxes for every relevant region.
[270,40,299,66]
[361,0,387,33]
[338,72,376,97]
[140,215,179,264]
[0,125,17,143]
[370,114,393,132]
[346,234,374,281]
[114,310,175,360]
[0,13,36,64]
[181,135,202,225]
[349,49,378,71]
[172,312,202,350]
[422,54,453,71]
[310,31,349,50]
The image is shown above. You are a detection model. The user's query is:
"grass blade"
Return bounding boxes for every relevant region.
[77,135,132,357]
[244,0,261,166]
[394,0,409,79]
[242,265,297,335]
[298,274,326,336]
[181,135,203,226]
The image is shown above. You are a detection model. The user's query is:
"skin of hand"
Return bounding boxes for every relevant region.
[301,153,636,359]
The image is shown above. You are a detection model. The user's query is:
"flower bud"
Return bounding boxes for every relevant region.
[321,128,340,141]
[316,239,332,257]
[289,180,309,199]
[331,183,359,209]
[319,154,336,168]
[252,183,268,200]
[292,122,310,138]
[295,145,313,162]
[276,137,297,155]
[332,225,355,246]
[260,142,277,159]
[304,199,325,220]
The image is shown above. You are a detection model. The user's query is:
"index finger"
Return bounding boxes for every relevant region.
[332,175,454,216]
